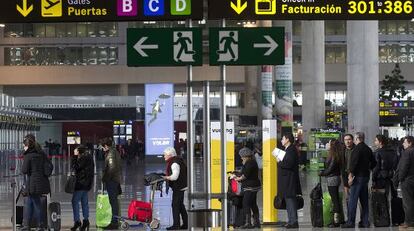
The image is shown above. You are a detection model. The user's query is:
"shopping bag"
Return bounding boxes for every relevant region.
[96,193,112,228]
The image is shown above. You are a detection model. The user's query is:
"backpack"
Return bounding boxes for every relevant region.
[44,156,54,177]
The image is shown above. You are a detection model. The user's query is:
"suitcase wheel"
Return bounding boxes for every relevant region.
[120,221,130,231]
[150,219,160,230]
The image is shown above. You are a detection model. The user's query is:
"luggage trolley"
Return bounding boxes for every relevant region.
[118,178,164,230]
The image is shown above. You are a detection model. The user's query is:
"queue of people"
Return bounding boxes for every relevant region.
[17,131,414,230]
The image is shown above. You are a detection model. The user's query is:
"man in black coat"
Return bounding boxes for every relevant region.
[277,133,301,229]
[342,132,376,228]
[394,136,414,228]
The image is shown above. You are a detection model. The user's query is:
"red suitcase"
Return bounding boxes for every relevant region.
[127,200,152,223]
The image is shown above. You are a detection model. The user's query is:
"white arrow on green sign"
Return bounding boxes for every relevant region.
[127,28,202,67]
[209,27,284,65]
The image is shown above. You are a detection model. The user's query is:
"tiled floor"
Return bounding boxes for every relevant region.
[0,156,404,230]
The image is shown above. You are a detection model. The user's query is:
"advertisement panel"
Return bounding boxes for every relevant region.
[145,84,174,155]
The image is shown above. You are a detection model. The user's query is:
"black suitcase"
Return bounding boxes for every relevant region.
[48,201,61,231]
[311,198,324,227]
[391,196,405,226]
[228,197,244,228]
[371,190,390,227]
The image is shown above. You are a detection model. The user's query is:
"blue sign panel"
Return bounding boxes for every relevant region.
[145,83,174,155]
[143,0,165,16]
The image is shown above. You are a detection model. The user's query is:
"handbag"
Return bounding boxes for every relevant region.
[64,174,76,194]
[274,195,304,210]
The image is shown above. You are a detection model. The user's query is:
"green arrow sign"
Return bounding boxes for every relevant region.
[209,27,284,66]
[127,28,202,67]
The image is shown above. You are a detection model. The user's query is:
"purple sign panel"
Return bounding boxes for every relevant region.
[117,0,138,16]
[145,84,174,155]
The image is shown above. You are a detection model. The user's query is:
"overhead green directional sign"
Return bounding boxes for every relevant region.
[127,28,202,67]
[209,27,284,66]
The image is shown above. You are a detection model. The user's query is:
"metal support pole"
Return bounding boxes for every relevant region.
[203,81,211,208]
[186,19,195,230]
[12,180,16,231]
[220,18,228,231]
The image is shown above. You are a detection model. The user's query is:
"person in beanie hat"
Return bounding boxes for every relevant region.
[233,147,261,228]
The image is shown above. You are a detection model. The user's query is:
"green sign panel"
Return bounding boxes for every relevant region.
[209,27,284,66]
[127,28,202,67]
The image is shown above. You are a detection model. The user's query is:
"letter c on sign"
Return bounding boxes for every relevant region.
[149,0,160,12]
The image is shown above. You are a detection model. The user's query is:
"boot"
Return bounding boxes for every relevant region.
[239,214,253,229]
[252,213,261,228]
[80,219,90,231]
[70,221,82,231]
[328,213,340,228]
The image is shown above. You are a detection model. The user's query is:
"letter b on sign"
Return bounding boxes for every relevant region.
[117,0,137,16]
[171,0,191,15]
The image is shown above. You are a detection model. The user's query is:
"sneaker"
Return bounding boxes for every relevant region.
[179,225,188,229]
[166,226,180,230]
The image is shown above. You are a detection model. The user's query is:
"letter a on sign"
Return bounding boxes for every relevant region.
[171,0,191,15]
[117,0,137,16]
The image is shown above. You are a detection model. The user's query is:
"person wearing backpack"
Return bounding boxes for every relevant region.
[21,135,51,231]
[70,145,94,231]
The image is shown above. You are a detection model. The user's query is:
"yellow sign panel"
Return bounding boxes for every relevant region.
[262,120,278,223]
[255,0,276,15]
[41,0,62,17]
[210,122,235,209]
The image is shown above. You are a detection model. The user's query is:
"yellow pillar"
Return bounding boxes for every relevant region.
[210,121,235,209]
[262,120,278,223]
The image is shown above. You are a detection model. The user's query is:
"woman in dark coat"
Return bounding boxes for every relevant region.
[319,139,343,227]
[71,145,94,231]
[277,133,302,229]
[234,147,261,229]
[21,135,51,231]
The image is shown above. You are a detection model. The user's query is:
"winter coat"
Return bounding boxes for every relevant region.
[102,147,122,184]
[241,158,261,190]
[277,144,302,198]
[72,153,94,191]
[320,156,342,177]
[349,142,376,177]
[373,147,398,182]
[22,148,51,195]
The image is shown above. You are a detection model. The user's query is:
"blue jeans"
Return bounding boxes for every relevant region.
[347,176,369,226]
[285,197,298,225]
[106,181,120,223]
[23,195,42,227]
[72,190,89,222]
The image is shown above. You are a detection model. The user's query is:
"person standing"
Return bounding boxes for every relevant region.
[341,132,376,228]
[21,135,51,231]
[124,139,134,165]
[372,134,398,197]
[277,133,301,229]
[101,138,122,230]
[319,139,344,227]
[234,147,261,228]
[394,136,414,228]
[342,134,355,201]
[163,147,188,230]
[70,145,94,231]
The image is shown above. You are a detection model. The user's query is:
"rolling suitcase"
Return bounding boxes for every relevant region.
[311,198,324,227]
[391,196,405,226]
[371,189,390,227]
[228,198,244,228]
[48,201,61,230]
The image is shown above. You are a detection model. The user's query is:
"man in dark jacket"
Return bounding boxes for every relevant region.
[372,134,398,197]
[163,147,188,230]
[342,132,376,228]
[342,134,355,200]
[394,136,414,228]
[21,135,51,231]
[101,138,122,230]
[277,133,301,229]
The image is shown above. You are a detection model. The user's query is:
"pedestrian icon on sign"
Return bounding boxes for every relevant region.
[217,31,239,62]
[173,31,195,62]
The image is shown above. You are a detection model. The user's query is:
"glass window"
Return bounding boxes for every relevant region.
[66,23,76,37]
[45,24,56,37]
[77,23,87,37]
[293,45,301,64]
[379,21,387,35]
[336,46,346,63]
[87,23,97,37]
[387,21,397,34]
[379,44,388,63]
[4,24,23,37]
[292,21,301,36]
[325,21,345,35]
[55,24,66,38]
[398,21,408,34]
[33,24,45,37]
[326,46,336,64]
[409,21,414,34]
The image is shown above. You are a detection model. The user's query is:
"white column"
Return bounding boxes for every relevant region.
[301,21,325,136]
[347,21,379,145]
